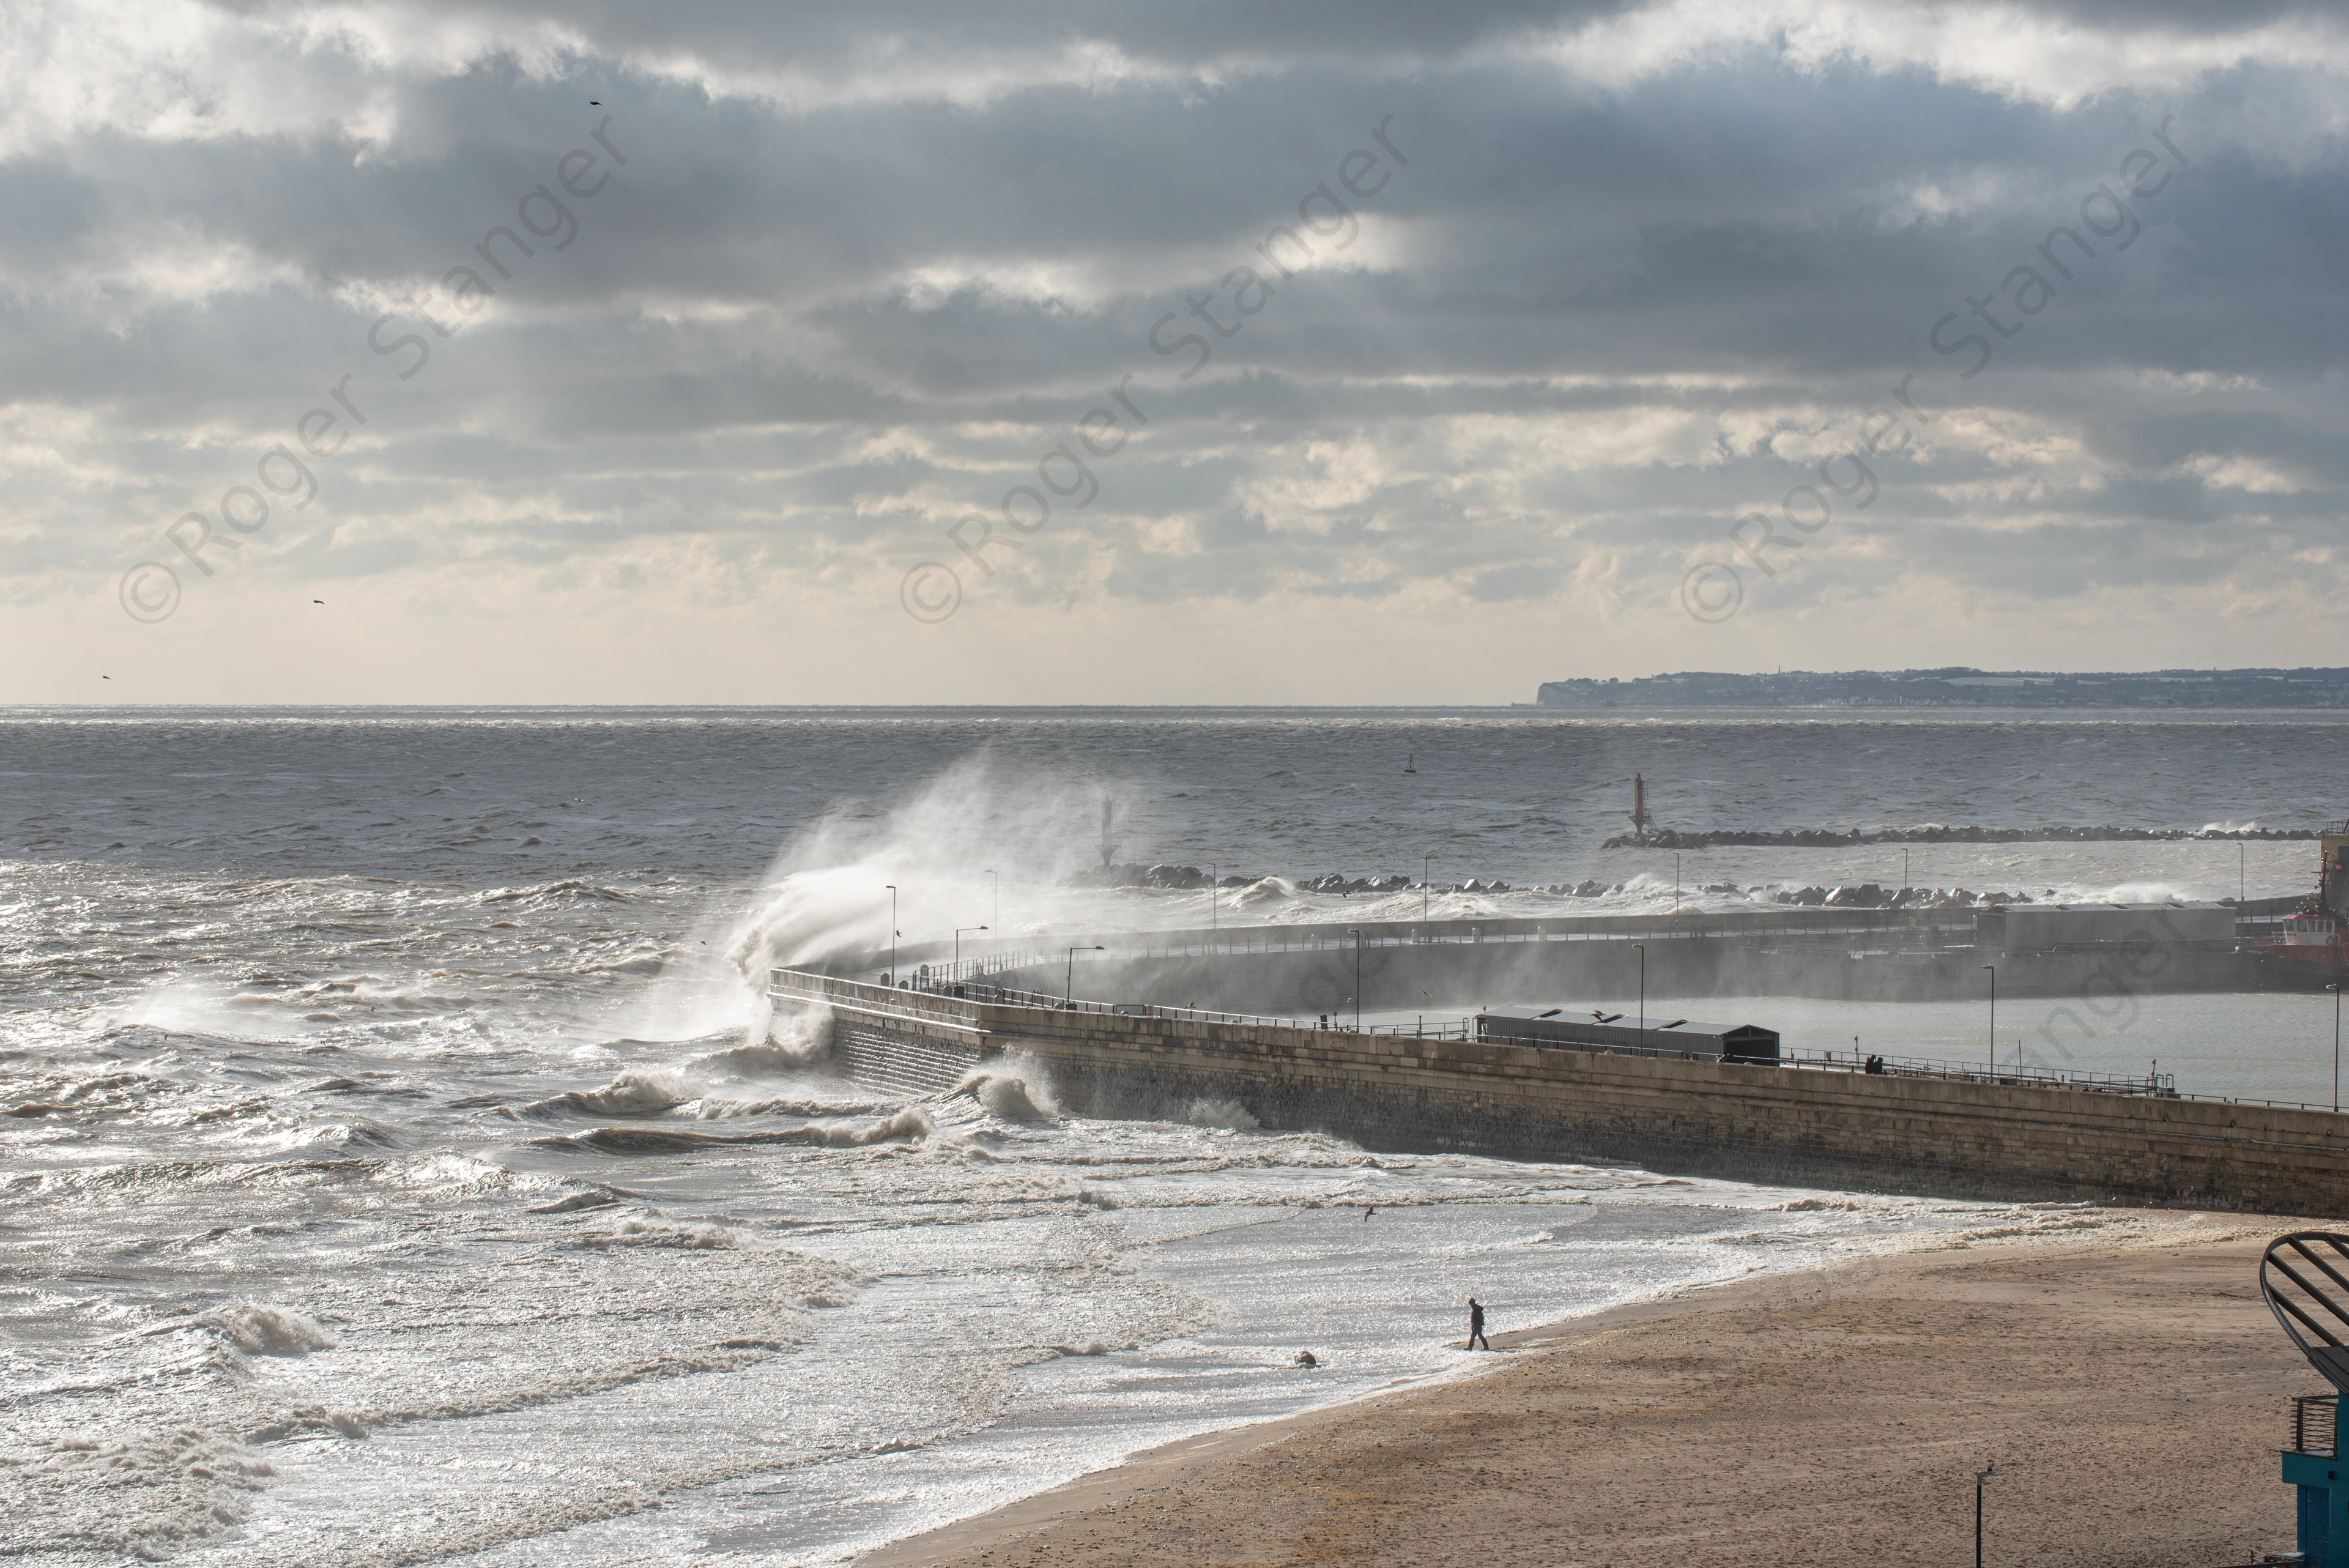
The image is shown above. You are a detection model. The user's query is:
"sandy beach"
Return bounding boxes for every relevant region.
[871,1216,2321,1567]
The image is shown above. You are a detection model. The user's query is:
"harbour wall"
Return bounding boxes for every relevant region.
[881,908,2298,1016]
[773,971,2349,1215]
[986,934,2265,1017]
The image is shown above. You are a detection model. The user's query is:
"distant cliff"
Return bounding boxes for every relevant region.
[1537,667,2349,709]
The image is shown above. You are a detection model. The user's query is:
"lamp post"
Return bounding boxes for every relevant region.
[984,869,998,934]
[1974,1462,1997,1568]
[1981,964,1997,1075]
[2330,982,2343,1113]
[1635,942,1648,1035]
[1067,944,1103,1007]
[885,884,899,986]
[1422,853,1433,928]
[2240,840,2246,908]
[1673,850,1681,910]
[1207,864,1218,935]
[954,924,987,983]
[1346,927,1366,1032]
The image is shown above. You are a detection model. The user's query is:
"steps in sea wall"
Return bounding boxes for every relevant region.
[832,1023,986,1098]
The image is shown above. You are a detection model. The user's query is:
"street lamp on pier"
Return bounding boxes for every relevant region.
[1067,945,1103,1008]
[954,924,987,984]
[1347,927,1364,1033]
[885,885,899,986]
[2329,981,2343,1114]
[984,869,998,934]
[1631,942,1645,1038]
[1981,964,1997,1075]
[1207,864,1218,936]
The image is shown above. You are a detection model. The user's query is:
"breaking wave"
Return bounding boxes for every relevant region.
[571,1217,745,1250]
[196,1303,337,1356]
[951,1069,1058,1123]
[531,1109,934,1156]
[510,1071,699,1120]
[1182,1097,1261,1131]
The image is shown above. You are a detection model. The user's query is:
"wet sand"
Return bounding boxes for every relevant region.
[869,1216,2319,1567]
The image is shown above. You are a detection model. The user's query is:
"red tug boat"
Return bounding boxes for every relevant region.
[2251,831,2349,979]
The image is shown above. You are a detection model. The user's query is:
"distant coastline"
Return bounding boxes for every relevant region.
[1538,667,2349,709]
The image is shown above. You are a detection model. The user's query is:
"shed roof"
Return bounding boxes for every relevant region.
[1478,1005,1776,1046]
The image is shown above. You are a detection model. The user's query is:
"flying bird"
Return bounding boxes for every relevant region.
[589,100,601,105]
[313,599,324,604]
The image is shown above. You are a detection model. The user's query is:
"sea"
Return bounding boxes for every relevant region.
[6,706,2344,1565]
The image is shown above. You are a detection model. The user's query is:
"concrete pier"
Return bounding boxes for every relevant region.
[772,969,2349,1214]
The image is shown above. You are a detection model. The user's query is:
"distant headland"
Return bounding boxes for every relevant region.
[1536,667,2349,709]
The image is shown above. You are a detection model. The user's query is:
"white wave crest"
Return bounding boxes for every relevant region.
[514,1071,697,1120]
[478,879,629,905]
[697,1006,833,1080]
[951,1068,1059,1123]
[1232,875,1292,908]
[196,1303,336,1356]
[1184,1097,1260,1131]
[573,1217,744,1250]
[7,1429,275,1560]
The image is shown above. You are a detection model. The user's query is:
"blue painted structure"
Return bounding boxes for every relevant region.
[2282,1377,2344,1559]
[2263,1236,2349,1564]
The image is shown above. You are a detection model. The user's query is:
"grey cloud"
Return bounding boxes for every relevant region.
[2,0,2345,674]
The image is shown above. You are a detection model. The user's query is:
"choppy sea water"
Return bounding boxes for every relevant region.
[4,707,2337,1564]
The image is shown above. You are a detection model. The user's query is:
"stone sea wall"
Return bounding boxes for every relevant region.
[770,972,2349,1215]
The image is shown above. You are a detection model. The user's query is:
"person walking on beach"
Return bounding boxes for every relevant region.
[1466,1297,1490,1350]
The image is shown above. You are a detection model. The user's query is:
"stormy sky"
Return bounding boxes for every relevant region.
[7,1,2346,702]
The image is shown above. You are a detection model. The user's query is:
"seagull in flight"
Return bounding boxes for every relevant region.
[313,599,325,604]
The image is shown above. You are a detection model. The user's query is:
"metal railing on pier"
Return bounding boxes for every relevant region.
[1004,920,1981,967]
[878,913,1995,987]
[907,976,1296,1031]
[1775,1048,2173,1096]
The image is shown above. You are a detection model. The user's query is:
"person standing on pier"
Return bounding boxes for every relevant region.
[1466,1297,1490,1350]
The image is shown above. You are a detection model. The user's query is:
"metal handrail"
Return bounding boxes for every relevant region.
[915,977,1297,1030]
[870,910,1992,978]
[1020,920,1981,965]
[1778,1049,2172,1095]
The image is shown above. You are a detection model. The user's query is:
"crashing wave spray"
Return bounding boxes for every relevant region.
[628,756,1147,1046]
